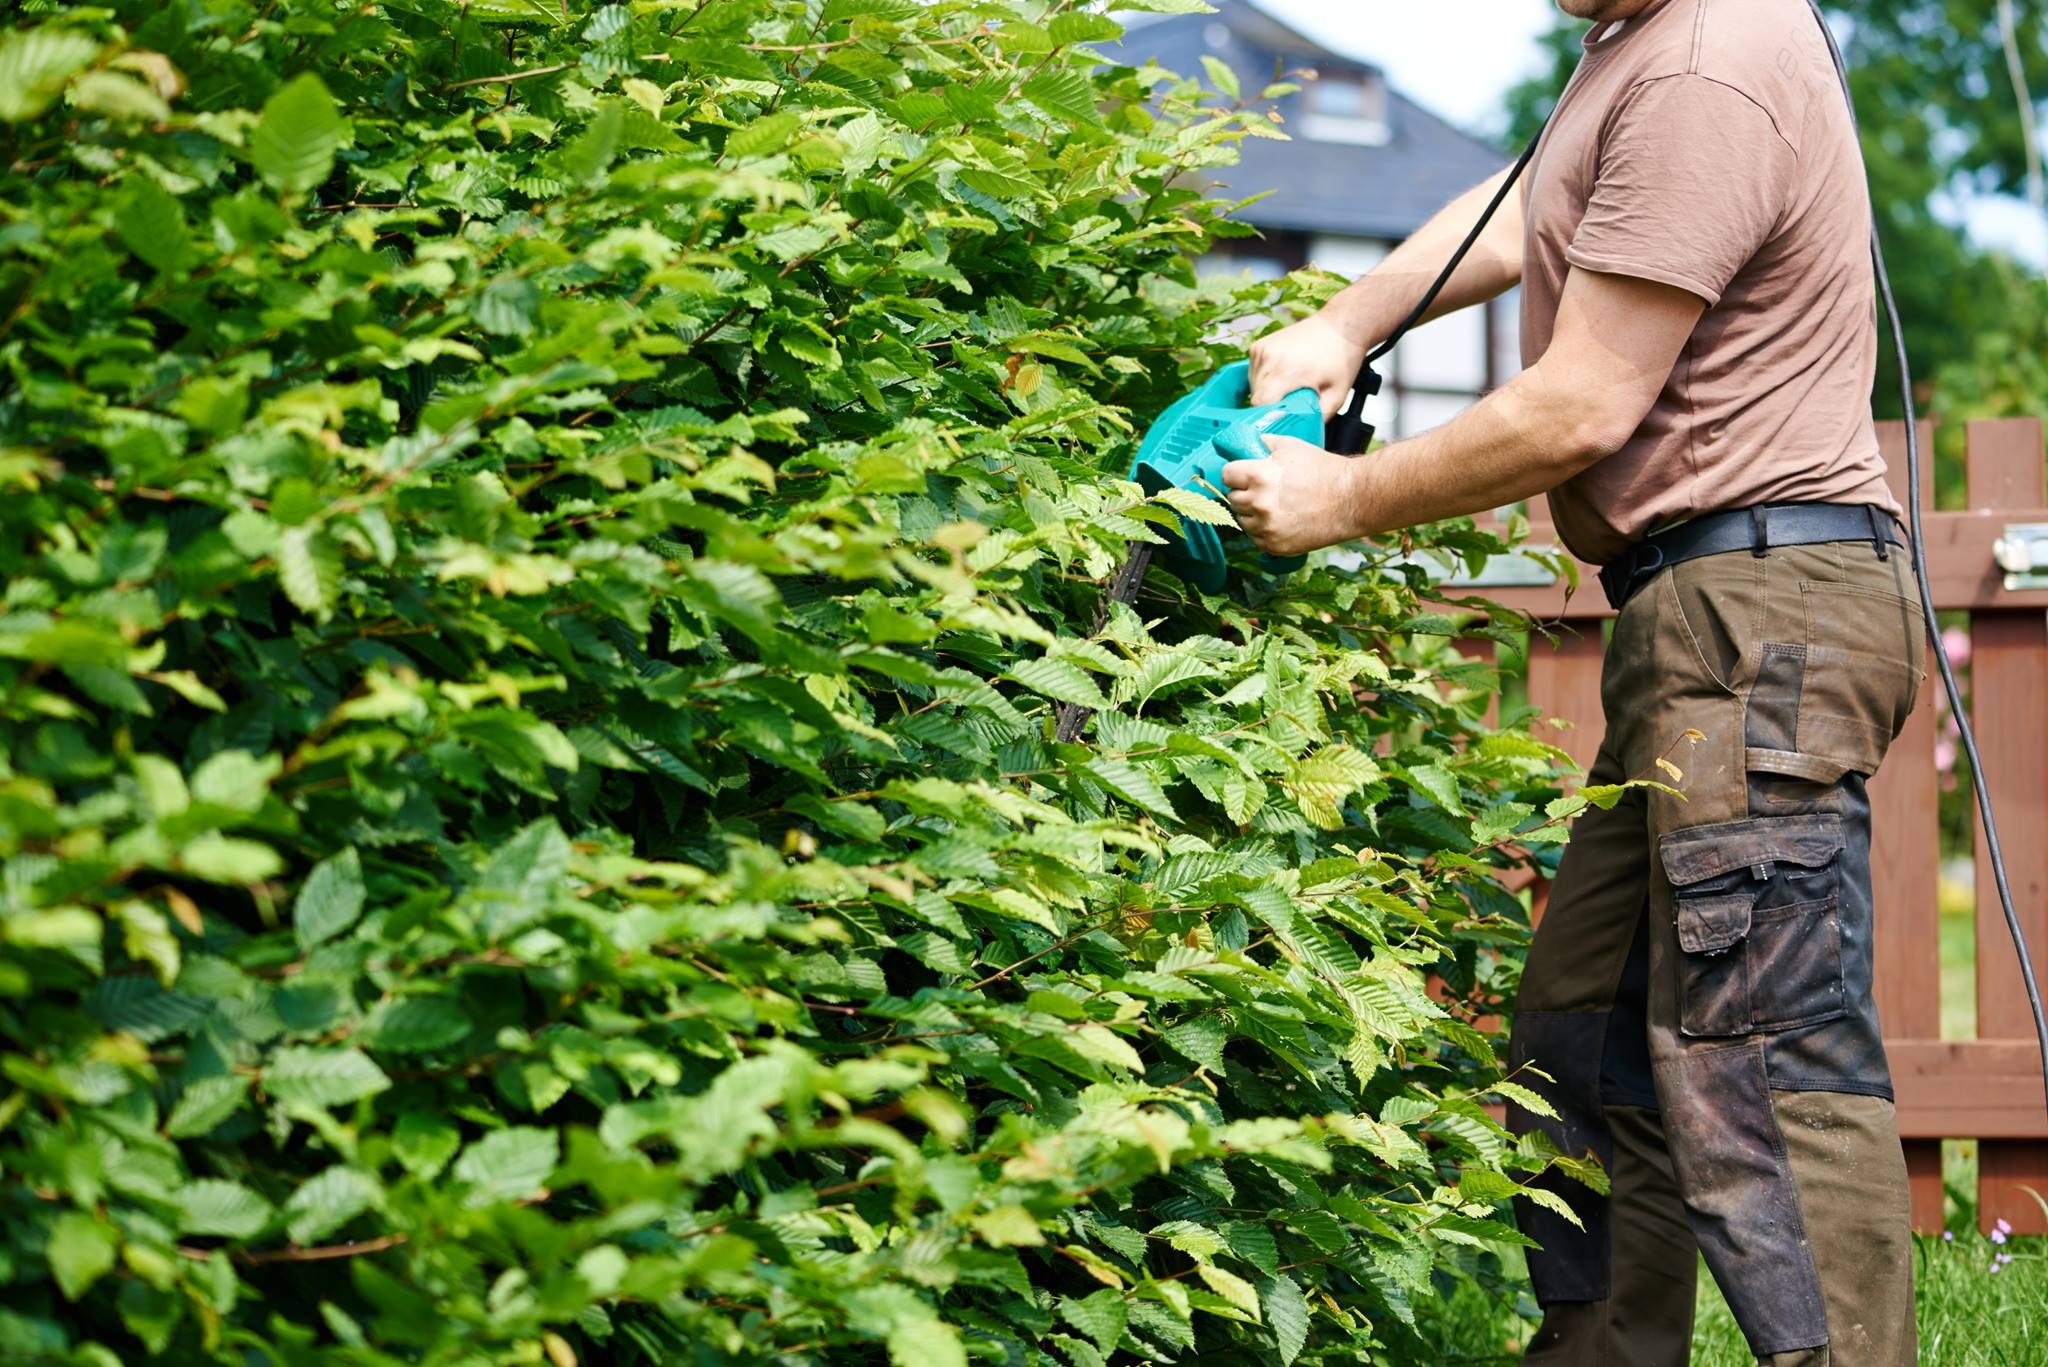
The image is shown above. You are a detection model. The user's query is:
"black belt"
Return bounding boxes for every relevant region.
[1598,502,1904,611]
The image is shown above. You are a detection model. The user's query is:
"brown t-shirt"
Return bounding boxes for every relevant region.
[1520,0,1900,565]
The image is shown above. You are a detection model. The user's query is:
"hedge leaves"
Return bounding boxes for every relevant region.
[0,0,1587,1362]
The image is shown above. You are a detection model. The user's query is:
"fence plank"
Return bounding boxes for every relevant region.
[1890,1040,2048,1138]
[1963,417,2048,1234]
[1524,627,1605,780]
[1877,418,1938,511]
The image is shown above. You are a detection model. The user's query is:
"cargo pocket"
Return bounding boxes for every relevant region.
[1658,814,1849,1038]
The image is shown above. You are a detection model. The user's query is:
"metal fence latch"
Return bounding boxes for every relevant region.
[1993,522,2048,590]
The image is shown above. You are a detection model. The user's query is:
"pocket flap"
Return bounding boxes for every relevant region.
[1676,892,1754,954]
[1658,813,1844,887]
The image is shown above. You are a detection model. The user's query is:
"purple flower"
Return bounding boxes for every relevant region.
[1990,1262,2003,1274]
[1992,1229,2008,1245]
[1996,1217,2013,1235]
[1943,1230,1955,1241]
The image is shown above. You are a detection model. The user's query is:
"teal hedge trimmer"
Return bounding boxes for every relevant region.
[1048,360,1370,744]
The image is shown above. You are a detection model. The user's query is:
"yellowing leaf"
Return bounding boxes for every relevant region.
[971,1204,1045,1246]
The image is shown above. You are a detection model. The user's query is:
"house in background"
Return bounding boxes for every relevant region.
[1125,1,1518,440]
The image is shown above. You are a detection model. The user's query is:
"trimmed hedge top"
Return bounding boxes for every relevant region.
[0,1,1597,1363]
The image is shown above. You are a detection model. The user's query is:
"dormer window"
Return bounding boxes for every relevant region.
[1301,68,1390,146]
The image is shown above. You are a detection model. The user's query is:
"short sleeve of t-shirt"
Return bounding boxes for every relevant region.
[1565,74,1796,307]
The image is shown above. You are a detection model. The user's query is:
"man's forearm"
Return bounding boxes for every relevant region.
[1319,168,1525,350]
[1335,364,1625,537]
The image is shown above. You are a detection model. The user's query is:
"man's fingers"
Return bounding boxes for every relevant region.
[1220,459,1254,491]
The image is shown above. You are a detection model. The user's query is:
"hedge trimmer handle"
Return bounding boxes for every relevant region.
[1213,387,1333,579]
[1324,360,1383,457]
[1252,361,1384,574]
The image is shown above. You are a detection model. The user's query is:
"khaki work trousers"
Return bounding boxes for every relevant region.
[1508,537,1922,1366]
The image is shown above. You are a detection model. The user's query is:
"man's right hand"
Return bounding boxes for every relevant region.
[1246,312,1370,417]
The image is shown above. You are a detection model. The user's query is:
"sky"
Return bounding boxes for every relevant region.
[1237,0,2048,266]
[1250,0,1561,137]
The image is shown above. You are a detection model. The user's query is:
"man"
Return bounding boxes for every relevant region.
[1225,0,1922,1363]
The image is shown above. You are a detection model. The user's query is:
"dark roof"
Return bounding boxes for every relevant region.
[1117,0,1509,240]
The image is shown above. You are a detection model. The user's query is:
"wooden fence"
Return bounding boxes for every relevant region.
[1463,417,2048,1235]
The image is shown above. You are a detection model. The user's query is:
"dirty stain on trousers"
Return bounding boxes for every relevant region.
[1508,537,1922,1366]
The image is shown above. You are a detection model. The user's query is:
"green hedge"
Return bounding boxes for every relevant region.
[0,1,1599,1362]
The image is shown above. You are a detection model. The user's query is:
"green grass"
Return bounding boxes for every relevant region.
[1688,1222,2048,1366]
[1427,1227,2048,1365]
[1423,876,2048,1363]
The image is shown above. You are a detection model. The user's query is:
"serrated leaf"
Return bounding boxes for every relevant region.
[1223,1220,1279,1275]
[295,847,364,949]
[277,525,339,621]
[1008,655,1107,708]
[283,1166,379,1244]
[1084,758,1178,820]
[1151,483,1238,527]
[48,1211,118,1301]
[1404,761,1468,817]
[69,69,169,121]
[1058,1289,1127,1355]
[728,109,801,160]
[1260,1272,1310,1366]
[115,176,195,273]
[180,832,285,884]
[1022,70,1102,126]
[394,1112,461,1179]
[177,1180,274,1239]
[1454,1168,1521,1202]
[360,994,471,1053]
[0,28,101,122]
[560,100,623,183]
[264,1047,391,1109]
[1200,55,1241,101]
[1289,1207,1348,1253]
[1553,1152,1613,1196]
[167,1075,252,1137]
[1521,1184,1587,1230]
[887,1316,965,1367]
[1471,800,1535,845]
[1162,1014,1226,1072]
[453,1126,558,1205]
[1196,1263,1261,1320]
[1288,744,1381,828]
[1492,1078,1559,1120]
[1046,13,1123,45]
[249,74,346,193]
[971,1204,1045,1247]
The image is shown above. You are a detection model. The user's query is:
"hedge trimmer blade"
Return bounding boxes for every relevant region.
[1054,542,1153,743]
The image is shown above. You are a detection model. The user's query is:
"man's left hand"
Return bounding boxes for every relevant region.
[1220,435,1366,558]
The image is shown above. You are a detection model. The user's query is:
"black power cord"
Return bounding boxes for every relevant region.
[1803,0,2048,1115]
[1324,127,1546,456]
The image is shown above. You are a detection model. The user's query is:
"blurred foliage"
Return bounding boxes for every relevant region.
[0,0,1594,1363]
